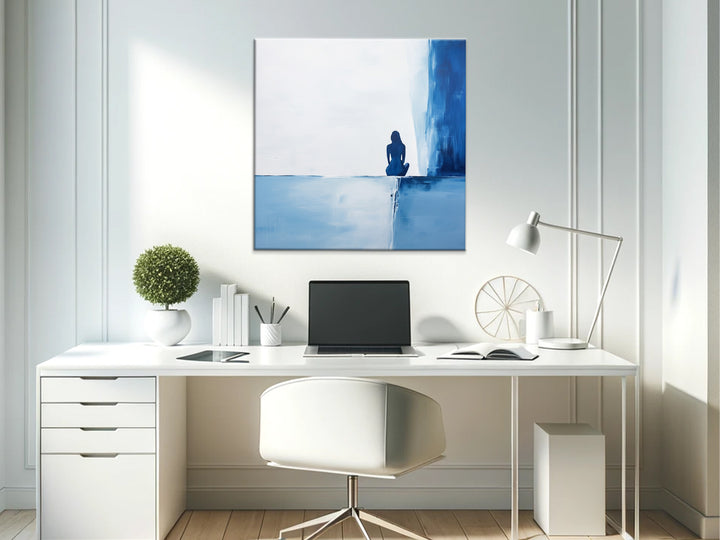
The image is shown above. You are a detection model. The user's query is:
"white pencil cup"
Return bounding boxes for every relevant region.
[260,323,282,346]
[525,310,554,344]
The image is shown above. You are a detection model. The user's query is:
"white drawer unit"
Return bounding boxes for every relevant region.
[42,376,156,403]
[38,375,186,540]
[38,375,183,540]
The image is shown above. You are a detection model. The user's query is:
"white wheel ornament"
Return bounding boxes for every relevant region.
[475,276,543,341]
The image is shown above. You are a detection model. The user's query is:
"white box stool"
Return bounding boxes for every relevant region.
[534,423,605,536]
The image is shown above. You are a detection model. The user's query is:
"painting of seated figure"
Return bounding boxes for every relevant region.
[254,38,466,251]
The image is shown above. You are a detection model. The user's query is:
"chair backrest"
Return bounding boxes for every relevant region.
[259,377,445,477]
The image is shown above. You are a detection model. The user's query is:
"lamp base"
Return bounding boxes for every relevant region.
[538,337,588,350]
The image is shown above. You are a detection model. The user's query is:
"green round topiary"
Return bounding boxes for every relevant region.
[133,244,200,310]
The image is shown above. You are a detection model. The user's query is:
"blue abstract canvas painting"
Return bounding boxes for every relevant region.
[254,39,466,250]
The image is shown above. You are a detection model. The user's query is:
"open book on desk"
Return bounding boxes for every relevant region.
[438,343,538,361]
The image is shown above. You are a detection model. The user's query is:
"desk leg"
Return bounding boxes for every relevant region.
[607,375,637,540]
[511,376,519,540]
[635,373,640,540]
[622,376,627,534]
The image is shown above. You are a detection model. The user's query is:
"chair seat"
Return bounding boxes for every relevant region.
[259,377,446,477]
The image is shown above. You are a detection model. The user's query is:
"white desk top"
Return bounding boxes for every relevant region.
[37,343,638,378]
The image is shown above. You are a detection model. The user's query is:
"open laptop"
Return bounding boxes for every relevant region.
[303,280,418,357]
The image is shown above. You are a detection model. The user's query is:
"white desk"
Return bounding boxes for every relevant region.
[36,343,639,540]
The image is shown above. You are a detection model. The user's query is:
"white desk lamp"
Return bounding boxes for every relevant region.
[506,211,623,350]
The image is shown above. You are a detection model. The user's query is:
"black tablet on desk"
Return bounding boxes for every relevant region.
[177,350,249,362]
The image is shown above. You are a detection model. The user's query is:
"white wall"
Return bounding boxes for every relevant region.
[662,0,720,536]
[0,0,5,511]
[4,0,660,512]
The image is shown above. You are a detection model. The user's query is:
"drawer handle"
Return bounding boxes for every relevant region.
[80,453,119,459]
[80,376,119,380]
[79,402,119,406]
[80,427,118,432]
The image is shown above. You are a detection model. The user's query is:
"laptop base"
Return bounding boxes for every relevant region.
[304,345,418,357]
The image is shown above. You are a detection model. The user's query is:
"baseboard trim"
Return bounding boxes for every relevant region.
[0,485,662,513]
[0,487,35,510]
[660,488,720,539]
[187,486,535,510]
[186,485,660,511]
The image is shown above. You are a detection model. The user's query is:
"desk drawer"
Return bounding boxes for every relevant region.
[41,403,156,428]
[41,454,155,539]
[41,427,155,454]
[41,376,156,403]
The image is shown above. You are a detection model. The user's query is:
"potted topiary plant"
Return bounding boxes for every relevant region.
[133,244,200,346]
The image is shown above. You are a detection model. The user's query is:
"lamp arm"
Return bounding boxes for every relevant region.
[537,220,623,242]
[585,236,623,345]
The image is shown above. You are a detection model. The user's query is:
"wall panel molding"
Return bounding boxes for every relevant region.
[0,487,35,510]
[75,0,107,344]
[4,0,31,492]
[25,0,79,467]
[634,0,644,517]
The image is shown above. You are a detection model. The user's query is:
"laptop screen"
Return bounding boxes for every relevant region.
[308,281,411,346]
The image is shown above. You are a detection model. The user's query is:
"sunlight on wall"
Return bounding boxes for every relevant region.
[129,39,250,251]
[124,39,253,340]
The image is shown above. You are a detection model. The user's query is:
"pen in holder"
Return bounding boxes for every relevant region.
[256,297,289,346]
[260,323,282,346]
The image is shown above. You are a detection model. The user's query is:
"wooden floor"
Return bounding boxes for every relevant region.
[0,510,35,540]
[0,509,701,540]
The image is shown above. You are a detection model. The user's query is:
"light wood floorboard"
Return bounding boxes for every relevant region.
[453,510,508,540]
[417,509,468,540]
[0,510,35,540]
[225,510,265,539]
[259,510,306,539]
[373,510,428,540]
[645,511,699,540]
[0,509,702,540]
[182,510,233,540]
[606,511,674,539]
[490,510,548,540]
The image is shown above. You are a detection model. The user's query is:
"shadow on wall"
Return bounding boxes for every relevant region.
[416,316,463,343]
[661,382,718,522]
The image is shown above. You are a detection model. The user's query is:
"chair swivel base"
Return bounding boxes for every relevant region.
[278,475,430,540]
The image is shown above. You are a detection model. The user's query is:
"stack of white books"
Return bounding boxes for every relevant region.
[212,284,249,346]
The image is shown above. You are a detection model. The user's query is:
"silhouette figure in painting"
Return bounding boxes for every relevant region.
[385,131,410,177]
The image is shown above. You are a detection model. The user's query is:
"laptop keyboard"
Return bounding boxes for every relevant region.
[316,346,404,355]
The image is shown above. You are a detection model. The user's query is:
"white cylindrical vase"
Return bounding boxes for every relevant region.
[525,310,554,344]
[145,309,191,346]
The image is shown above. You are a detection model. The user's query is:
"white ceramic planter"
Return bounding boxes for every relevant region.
[144,309,191,346]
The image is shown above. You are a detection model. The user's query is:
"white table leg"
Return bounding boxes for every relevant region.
[511,375,519,540]
[635,373,640,539]
[622,376,627,534]
[606,375,637,540]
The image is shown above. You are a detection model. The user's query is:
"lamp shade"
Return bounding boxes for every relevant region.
[506,211,541,254]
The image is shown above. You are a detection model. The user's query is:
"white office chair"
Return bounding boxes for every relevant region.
[259,377,446,540]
